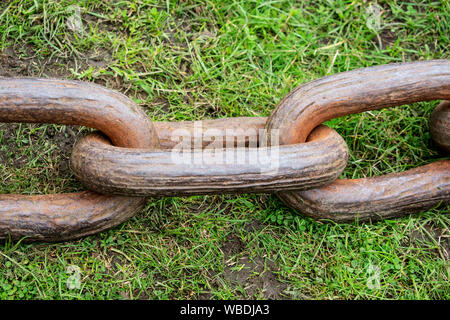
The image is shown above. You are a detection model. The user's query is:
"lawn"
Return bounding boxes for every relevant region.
[0,0,448,299]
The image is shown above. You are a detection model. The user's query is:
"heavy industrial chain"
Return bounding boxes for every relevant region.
[0,60,449,242]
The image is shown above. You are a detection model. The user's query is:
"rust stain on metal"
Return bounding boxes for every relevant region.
[266,60,450,222]
[0,78,157,241]
[0,78,158,148]
[279,161,449,222]
[70,122,348,196]
[1,61,449,241]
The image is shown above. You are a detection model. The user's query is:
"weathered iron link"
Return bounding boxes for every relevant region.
[1,60,449,242]
[0,78,156,241]
[0,78,159,148]
[266,60,450,222]
[70,121,348,196]
[154,117,268,149]
[0,193,147,242]
[279,160,449,222]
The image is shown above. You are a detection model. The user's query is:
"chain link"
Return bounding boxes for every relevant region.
[267,60,450,222]
[0,78,154,241]
[0,61,449,241]
[70,123,348,196]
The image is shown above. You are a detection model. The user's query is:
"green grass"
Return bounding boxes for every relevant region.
[0,0,449,299]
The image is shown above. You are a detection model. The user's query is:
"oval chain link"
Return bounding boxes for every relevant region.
[266,60,450,222]
[0,78,157,241]
[1,60,449,241]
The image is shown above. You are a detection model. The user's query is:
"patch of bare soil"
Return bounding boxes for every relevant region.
[0,43,114,79]
[221,234,288,299]
[374,29,398,49]
[223,255,288,299]
[0,122,84,192]
[245,220,264,233]
[0,45,76,78]
[222,234,245,256]
[408,222,449,259]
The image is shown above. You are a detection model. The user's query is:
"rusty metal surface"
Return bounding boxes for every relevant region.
[0,193,147,242]
[1,61,449,241]
[279,161,449,222]
[266,60,450,222]
[154,117,267,149]
[430,100,450,153]
[267,60,450,144]
[0,78,158,148]
[0,78,156,241]
[70,121,348,196]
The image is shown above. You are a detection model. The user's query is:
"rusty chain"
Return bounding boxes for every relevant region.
[266,60,450,222]
[0,60,449,241]
[0,78,155,241]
